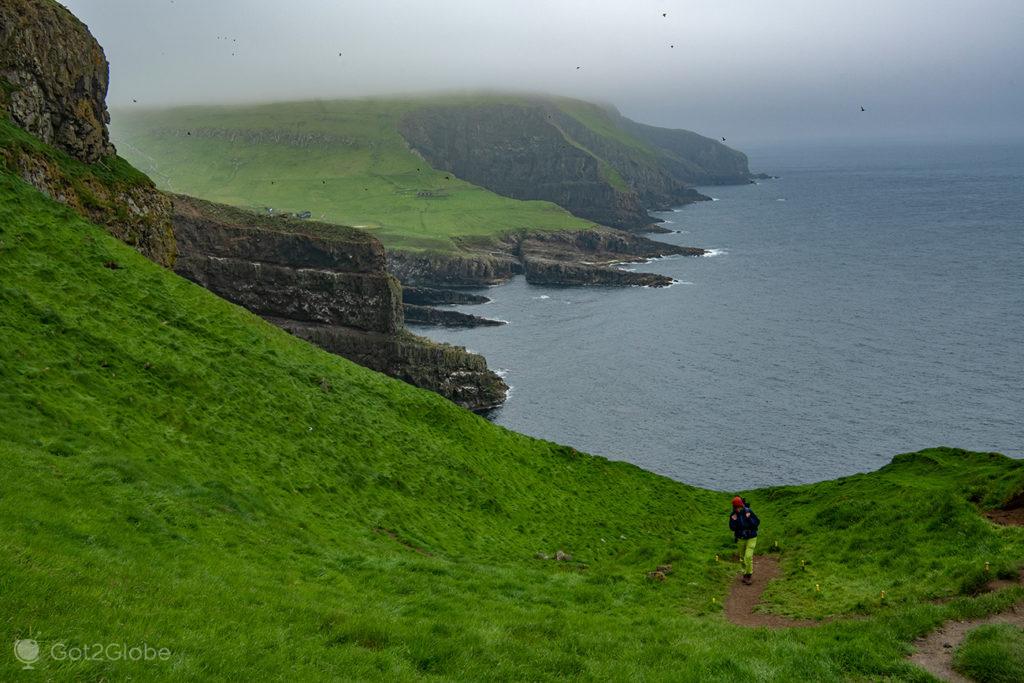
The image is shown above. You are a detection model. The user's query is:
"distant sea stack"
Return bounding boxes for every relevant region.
[398,98,752,233]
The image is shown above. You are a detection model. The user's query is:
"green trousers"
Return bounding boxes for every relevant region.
[737,537,757,575]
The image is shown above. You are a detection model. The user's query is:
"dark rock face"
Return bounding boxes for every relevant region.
[388,250,522,287]
[522,258,673,288]
[404,304,505,328]
[398,105,656,231]
[172,195,507,411]
[403,286,490,306]
[0,0,115,164]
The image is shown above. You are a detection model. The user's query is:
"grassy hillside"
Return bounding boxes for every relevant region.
[112,97,595,252]
[2,156,1024,679]
[112,94,747,251]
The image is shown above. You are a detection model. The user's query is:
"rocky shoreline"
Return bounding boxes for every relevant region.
[389,227,704,290]
[404,304,506,328]
[387,225,705,326]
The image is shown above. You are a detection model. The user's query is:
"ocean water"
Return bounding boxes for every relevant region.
[420,142,1024,490]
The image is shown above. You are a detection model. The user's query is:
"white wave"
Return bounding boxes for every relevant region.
[531,294,551,300]
[702,248,728,257]
[776,198,786,202]
[495,368,510,378]
[643,278,691,289]
[710,197,720,202]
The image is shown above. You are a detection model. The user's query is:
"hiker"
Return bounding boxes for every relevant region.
[729,496,760,584]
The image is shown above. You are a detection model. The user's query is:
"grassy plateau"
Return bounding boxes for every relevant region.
[1,130,1023,680]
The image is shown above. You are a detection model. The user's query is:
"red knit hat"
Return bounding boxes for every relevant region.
[731,496,744,508]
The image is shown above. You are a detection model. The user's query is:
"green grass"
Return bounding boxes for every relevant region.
[2,156,1024,679]
[0,117,150,189]
[953,624,1024,683]
[551,97,659,156]
[112,97,595,251]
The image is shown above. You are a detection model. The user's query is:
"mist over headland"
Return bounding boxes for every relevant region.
[66,0,1023,146]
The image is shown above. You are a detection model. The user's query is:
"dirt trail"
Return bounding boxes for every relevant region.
[908,604,1024,682]
[724,555,823,628]
[985,507,1024,526]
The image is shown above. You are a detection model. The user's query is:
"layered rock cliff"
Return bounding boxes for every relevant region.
[172,195,507,411]
[0,0,176,266]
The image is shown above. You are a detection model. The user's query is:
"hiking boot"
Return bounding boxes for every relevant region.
[742,573,753,585]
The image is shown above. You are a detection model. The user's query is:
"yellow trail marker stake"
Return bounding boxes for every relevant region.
[815,583,821,592]
[985,562,990,573]
[715,554,719,562]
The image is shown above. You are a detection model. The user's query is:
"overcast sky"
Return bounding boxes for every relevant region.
[65,0,1024,145]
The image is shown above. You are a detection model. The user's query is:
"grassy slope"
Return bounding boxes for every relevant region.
[112,98,595,252]
[2,161,1024,679]
[953,624,1024,683]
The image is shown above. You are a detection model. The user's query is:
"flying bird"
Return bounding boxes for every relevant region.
[576,66,581,70]
[860,106,866,112]
[721,137,726,142]
[662,12,667,17]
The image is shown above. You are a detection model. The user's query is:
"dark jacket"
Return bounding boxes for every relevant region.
[729,507,760,540]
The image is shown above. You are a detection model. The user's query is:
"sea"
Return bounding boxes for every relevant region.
[419,141,1024,490]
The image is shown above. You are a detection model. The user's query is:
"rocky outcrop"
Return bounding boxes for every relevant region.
[388,249,522,287]
[172,195,507,411]
[403,286,490,306]
[517,229,703,288]
[404,304,505,328]
[0,0,176,267]
[522,258,674,288]
[389,227,705,292]
[0,0,114,163]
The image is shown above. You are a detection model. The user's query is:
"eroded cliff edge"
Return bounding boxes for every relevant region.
[172,195,508,411]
